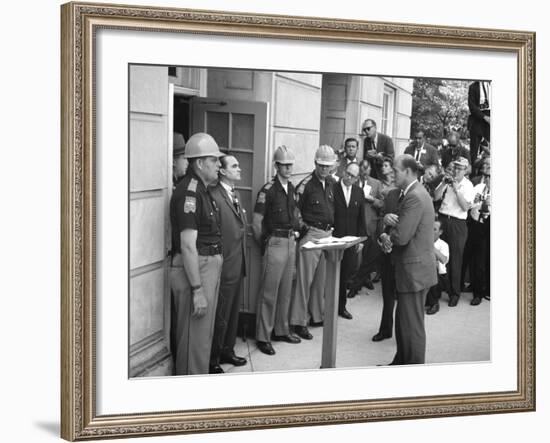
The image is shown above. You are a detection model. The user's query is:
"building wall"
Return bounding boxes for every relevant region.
[319,74,363,157]
[321,75,413,160]
[271,72,323,184]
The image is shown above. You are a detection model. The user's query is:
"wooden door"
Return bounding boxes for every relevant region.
[191,98,269,314]
[129,66,172,377]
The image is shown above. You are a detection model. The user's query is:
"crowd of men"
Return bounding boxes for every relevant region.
[168,80,491,375]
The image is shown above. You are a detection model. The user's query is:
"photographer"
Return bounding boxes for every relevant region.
[434,157,475,307]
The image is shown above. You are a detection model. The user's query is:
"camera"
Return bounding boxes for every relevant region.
[443,175,454,184]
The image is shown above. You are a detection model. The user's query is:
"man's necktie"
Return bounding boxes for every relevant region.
[415,149,421,161]
[482,82,489,106]
[230,188,241,214]
[398,191,404,203]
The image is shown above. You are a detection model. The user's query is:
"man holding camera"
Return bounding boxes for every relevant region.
[434,157,475,307]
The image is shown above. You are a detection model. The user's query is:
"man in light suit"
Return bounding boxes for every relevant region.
[333,162,366,319]
[208,155,248,373]
[362,119,394,180]
[379,154,437,365]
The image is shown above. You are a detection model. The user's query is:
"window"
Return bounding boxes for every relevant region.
[381,85,395,136]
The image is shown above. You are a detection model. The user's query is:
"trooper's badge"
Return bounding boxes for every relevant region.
[187,178,198,192]
[183,196,196,213]
[257,192,266,204]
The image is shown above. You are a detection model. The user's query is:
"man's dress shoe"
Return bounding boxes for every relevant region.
[257,341,275,355]
[338,309,353,320]
[426,303,440,315]
[220,352,247,366]
[309,319,324,327]
[272,333,301,344]
[208,365,224,374]
[470,297,482,306]
[448,295,459,307]
[372,332,391,342]
[293,325,313,340]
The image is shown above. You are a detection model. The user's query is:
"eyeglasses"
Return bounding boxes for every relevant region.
[363,126,374,132]
[345,172,359,180]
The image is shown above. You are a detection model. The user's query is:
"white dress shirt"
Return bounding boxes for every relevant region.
[438,177,475,219]
[341,181,351,206]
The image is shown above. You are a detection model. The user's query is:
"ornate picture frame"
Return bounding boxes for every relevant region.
[61,1,535,440]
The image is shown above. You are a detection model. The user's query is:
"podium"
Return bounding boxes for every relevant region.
[301,236,367,368]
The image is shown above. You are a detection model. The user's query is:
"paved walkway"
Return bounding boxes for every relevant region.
[224,284,490,374]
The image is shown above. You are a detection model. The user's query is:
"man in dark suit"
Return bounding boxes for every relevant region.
[362,119,394,179]
[440,132,470,169]
[347,160,384,296]
[208,155,248,373]
[333,163,366,319]
[372,187,401,342]
[404,130,439,170]
[379,154,437,365]
[468,81,491,165]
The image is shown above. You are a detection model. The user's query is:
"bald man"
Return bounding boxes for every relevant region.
[333,163,366,319]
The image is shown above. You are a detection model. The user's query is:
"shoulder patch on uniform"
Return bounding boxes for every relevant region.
[257,192,266,204]
[264,181,273,191]
[183,196,196,213]
[297,174,312,194]
[187,178,198,193]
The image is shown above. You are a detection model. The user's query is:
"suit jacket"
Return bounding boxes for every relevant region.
[468,81,490,132]
[209,182,247,277]
[358,176,383,237]
[389,182,437,293]
[364,132,394,158]
[364,132,394,179]
[333,182,366,238]
[404,142,439,168]
[440,145,470,168]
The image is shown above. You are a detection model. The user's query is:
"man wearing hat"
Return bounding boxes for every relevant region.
[172,132,188,188]
[169,132,225,375]
[290,145,337,340]
[434,156,475,307]
[253,146,302,355]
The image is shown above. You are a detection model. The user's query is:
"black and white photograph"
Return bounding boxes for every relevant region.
[129,66,492,377]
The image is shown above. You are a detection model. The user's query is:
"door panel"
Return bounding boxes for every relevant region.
[192,98,268,313]
[129,65,172,377]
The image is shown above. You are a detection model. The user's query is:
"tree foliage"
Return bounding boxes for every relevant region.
[411,78,470,142]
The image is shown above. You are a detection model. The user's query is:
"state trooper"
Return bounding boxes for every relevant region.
[290,145,337,340]
[169,132,224,375]
[252,146,302,356]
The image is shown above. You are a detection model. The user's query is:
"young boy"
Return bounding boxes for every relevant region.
[426,218,450,315]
